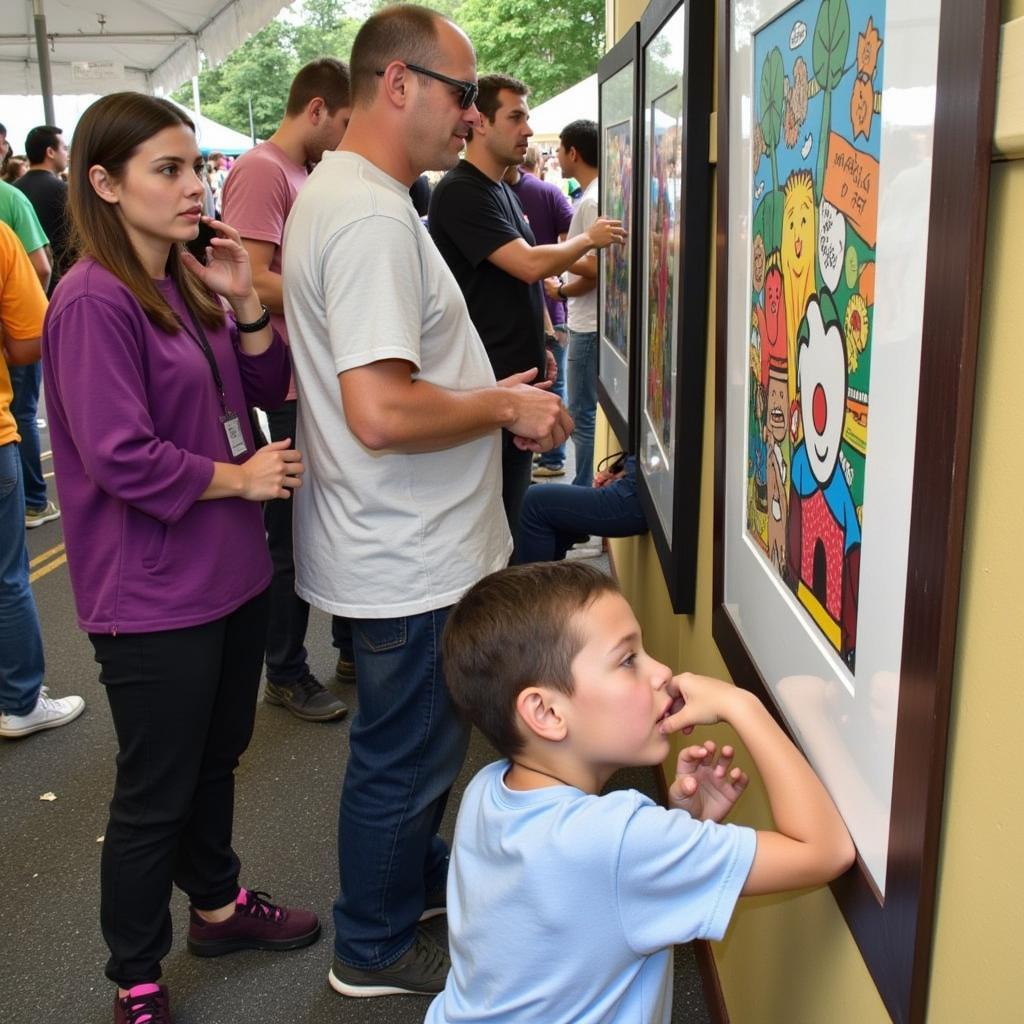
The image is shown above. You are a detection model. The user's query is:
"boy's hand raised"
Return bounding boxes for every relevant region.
[668,741,748,823]
[659,672,746,736]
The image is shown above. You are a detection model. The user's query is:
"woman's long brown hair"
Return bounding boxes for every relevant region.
[67,92,225,333]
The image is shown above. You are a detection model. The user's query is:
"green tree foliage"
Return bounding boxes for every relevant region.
[457,0,603,105]
[171,0,604,138]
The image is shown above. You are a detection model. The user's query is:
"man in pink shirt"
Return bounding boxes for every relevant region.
[221,58,352,723]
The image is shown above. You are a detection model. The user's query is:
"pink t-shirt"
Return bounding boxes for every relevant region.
[221,140,308,401]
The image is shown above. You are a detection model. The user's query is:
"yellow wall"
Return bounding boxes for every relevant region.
[604,0,1022,1019]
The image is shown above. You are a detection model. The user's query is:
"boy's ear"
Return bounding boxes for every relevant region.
[515,686,568,743]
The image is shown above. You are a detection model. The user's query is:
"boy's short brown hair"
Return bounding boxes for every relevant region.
[443,563,620,758]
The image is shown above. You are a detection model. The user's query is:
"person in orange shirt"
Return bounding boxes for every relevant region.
[0,219,84,738]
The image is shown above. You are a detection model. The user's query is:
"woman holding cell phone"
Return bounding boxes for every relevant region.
[42,92,318,1024]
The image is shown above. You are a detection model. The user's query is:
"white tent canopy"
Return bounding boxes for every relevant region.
[169,100,255,153]
[527,74,598,143]
[1,0,289,97]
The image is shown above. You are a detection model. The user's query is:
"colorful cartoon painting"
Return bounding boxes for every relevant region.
[602,119,633,362]
[746,0,884,670]
[646,87,683,457]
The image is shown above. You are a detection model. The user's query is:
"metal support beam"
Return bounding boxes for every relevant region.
[32,0,55,124]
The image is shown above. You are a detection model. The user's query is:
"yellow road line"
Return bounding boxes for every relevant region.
[29,543,64,568]
[30,554,67,583]
[41,449,52,461]
[43,471,54,479]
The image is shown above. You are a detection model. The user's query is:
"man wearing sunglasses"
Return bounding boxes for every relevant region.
[282,2,573,1002]
[429,75,626,558]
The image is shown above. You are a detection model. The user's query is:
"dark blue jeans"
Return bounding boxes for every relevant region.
[0,442,45,715]
[517,456,647,563]
[8,363,47,509]
[333,606,470,968]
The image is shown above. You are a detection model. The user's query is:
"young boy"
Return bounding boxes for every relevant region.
[426,562,854,1024]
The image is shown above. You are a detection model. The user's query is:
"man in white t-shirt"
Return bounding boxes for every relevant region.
[282,1,572,1001]
[546,119,600,486]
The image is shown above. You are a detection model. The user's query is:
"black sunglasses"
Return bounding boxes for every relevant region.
[376,62,478,110]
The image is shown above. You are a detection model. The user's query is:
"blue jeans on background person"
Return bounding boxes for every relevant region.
[8,363,48,510]
[518,456,647,563]
[333,605,470,969]
[567,329,598,486]
[537,327,568,470]
[0,442,45,715]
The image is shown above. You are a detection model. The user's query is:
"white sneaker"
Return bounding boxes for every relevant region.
[565,536,604,561]
[0,689,85,738]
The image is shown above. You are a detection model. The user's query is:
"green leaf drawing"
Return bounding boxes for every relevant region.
[812,0,851,92]
[760,47,785,152]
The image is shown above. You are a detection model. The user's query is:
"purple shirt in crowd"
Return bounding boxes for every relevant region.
[506,171,573,326]
[42,259,290,634]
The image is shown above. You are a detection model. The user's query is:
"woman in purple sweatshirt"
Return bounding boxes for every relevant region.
[42,93,319,1024]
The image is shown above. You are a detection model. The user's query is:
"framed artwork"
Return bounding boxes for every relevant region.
[713,0,999,1020]
[637,0,714,614]
[597,24,642,451]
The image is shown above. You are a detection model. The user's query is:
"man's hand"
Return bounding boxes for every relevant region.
[545,347,557,384]
[497,368,573,452]
[668,741,748,822]
[543,276,562,301]
[583,217,627,250]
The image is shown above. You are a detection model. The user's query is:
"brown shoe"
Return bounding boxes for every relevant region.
[187,888,320,957]
[114,984,171,1024]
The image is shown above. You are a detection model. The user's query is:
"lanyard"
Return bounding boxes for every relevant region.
[176,305,228,414]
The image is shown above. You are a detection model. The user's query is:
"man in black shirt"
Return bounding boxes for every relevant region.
[13,125,69,528]
[14,125,70,292]
[428,74,624,556]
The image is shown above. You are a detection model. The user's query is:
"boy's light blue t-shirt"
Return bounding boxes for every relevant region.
[426,760,757,1024]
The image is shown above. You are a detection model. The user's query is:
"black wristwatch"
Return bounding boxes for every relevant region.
[557,285,567,301]
[236,304,271,333]
[544,332,559,347]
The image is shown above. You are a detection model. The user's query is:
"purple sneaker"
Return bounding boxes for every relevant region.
[187,887,320,957]
[114,983,171,1024]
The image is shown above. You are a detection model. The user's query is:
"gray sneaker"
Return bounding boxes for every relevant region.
[334,654,357,685]
[328,928,450,997]
[264,671,347,722]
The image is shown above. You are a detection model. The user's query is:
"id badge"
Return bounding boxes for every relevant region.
[221,411,249,459]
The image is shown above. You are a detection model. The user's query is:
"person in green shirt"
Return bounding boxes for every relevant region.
[0,180,50,289]
[0,178,58,527]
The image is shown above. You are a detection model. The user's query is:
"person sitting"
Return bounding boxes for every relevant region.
[427,562,855,1024]
[517,451,647,563]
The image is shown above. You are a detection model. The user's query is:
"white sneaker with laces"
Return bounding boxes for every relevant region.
[0,688,85,738]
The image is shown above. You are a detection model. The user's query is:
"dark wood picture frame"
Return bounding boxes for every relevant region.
[597,23,642,452]
[637,0,714,615]
[712,1,1000,1022]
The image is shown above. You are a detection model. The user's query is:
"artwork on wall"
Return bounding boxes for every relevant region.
[744,0,884,670]
[597,24,642,450]
[714,0,999,1020]
[636,0,713,614]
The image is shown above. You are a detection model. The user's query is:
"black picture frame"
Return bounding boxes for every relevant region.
[636,0,714,614]
[712,1,1000,1020]
[597,23,642,453]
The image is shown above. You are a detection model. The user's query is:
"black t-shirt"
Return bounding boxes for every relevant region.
[428,160,545,382]
[14,169,70,293]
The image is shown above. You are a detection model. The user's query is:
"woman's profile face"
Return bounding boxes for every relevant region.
[97,124,206,255]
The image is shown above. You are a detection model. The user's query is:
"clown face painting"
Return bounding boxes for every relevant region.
[745,0,885,669]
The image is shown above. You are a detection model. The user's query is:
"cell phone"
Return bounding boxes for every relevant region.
[185,218,217,265]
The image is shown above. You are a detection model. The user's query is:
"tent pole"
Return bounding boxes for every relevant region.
[32,0,55,124]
